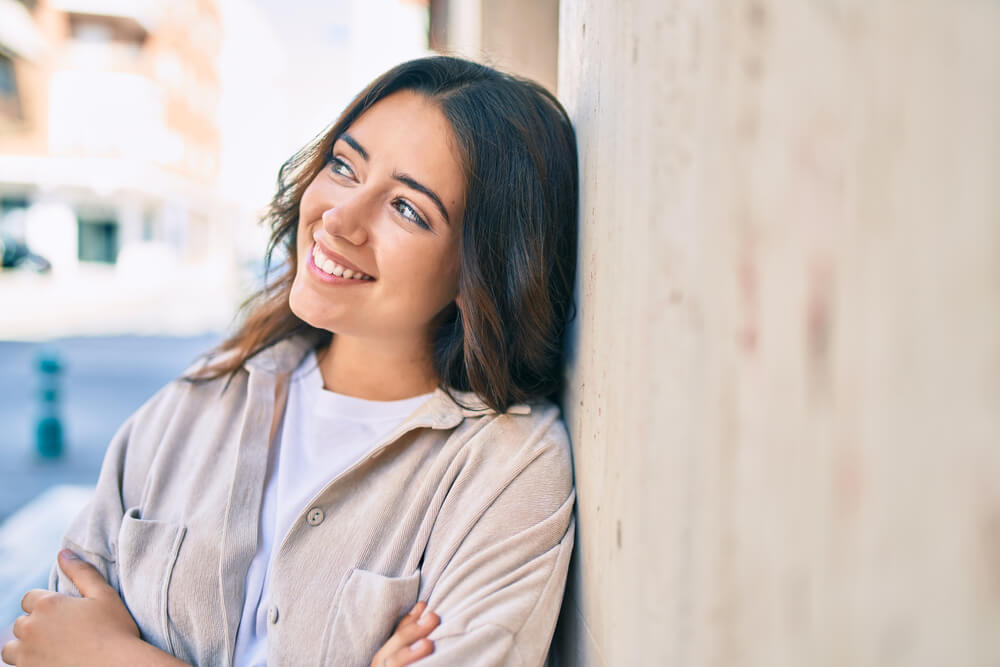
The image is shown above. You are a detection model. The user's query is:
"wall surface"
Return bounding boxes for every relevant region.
[437,0,559,91]
[479,0,559,92]
[553,1,1000,665]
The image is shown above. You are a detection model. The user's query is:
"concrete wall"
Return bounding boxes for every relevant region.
[435,0,559,92]
[553,1,1000,665]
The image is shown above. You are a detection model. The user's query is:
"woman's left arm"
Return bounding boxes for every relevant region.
[1,550,190,667]
[416,417,576,667]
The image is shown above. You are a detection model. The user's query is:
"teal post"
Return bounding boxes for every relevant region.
[36,353,64,459]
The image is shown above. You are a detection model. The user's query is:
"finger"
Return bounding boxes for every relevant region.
[58,550,112,599]
[399,604,436,631]
[380,608,439,658]
[386,637,434,667]
[20,588,50,614]
[413,610,439,635]
[394,610,441,647]
[1,638,19,666]
[12,614,28,640]
[388,601,426,644]
[394,601,425,631]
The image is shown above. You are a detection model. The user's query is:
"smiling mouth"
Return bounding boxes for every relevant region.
[310,243,374,281]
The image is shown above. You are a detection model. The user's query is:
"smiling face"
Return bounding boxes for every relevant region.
[289,90,465,346]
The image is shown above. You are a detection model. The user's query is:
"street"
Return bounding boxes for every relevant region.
[0,334,222,521]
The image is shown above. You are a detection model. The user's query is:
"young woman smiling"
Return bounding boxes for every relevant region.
[3,56,578,667]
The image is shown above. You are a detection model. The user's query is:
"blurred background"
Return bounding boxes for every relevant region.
[0,0,433,346]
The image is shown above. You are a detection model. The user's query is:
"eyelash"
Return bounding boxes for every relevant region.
[328,156,431,231]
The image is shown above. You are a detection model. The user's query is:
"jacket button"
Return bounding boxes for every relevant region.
[307,507,325,526]
[267,605,279,624]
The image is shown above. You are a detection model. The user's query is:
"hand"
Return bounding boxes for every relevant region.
[2,549,141,667]
[369,600,440,667]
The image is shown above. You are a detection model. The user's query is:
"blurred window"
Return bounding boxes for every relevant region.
[68,14,146,49]
[77,218,119,264]
[142,213,156,241]
[72,20,112,43]
[0,196,29,239]
[0,195,28,213]
[0,54,15,96]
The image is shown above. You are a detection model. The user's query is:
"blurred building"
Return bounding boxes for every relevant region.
[0,0,221,270]
[0,0,435,340]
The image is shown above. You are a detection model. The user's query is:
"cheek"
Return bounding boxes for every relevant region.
[440,254,460,299]
[427,249,461,308]
[298,176,329,224]
[382,242,460,308]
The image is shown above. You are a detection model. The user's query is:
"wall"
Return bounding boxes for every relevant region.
[434,0,559,92]
[553,1,1000,665]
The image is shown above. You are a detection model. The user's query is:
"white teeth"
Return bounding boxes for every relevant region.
[313,243,370,280]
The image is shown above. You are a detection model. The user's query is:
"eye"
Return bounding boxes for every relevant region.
[392,198,430,230]
[329,156,355,180]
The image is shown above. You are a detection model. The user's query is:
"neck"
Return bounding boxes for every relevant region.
[316,333,438,401]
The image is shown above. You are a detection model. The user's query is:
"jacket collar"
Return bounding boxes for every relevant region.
[243,332,531,429]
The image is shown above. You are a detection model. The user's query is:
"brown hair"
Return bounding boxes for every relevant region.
[186,56,578,413]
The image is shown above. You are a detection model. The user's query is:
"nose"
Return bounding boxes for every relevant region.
[321,192,370,246]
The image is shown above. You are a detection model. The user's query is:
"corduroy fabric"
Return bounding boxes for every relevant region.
[48,333,576,667]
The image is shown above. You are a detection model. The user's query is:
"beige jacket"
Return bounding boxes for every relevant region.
[49,333,576,666]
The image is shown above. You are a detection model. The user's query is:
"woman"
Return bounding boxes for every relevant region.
[2,55,578,666]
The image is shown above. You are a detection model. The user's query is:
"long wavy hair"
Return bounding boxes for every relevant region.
[186,56,578,413]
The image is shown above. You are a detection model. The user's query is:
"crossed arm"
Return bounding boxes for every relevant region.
[4,400,575,666]
[1,551,439,667]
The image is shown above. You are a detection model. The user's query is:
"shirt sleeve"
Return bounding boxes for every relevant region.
[417,417,576,667]
[47,413,134,596]
[47,379,178,596]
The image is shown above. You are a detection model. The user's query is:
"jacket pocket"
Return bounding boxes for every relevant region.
[322,568,422,667]
[117,508,187,656]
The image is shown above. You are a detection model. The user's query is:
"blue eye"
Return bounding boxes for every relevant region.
[329,156,354,179]
[393,199,430,230]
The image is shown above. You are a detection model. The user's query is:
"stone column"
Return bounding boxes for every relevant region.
[554,1,1000,665]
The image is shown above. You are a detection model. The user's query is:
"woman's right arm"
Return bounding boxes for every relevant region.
[4,551,191,667]
[48,414,136,596]
[49,377,181,597]
[7,377,193,667]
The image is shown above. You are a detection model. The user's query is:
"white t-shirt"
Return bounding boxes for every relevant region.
[233,350,433,667]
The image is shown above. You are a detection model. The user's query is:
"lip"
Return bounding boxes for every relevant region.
[312,237,372,278]
[306,243,375,285]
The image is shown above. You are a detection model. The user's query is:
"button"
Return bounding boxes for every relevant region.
[307,507,325,526]
[267,605,279,624]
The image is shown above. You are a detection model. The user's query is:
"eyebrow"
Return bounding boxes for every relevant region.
[340,132,369,161]
[337,133,452,226]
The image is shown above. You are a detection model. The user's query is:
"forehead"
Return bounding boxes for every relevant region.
[342,90,465,222]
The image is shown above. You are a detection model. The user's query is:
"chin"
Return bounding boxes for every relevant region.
[288,290,354,338]
[288,278,326,329]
